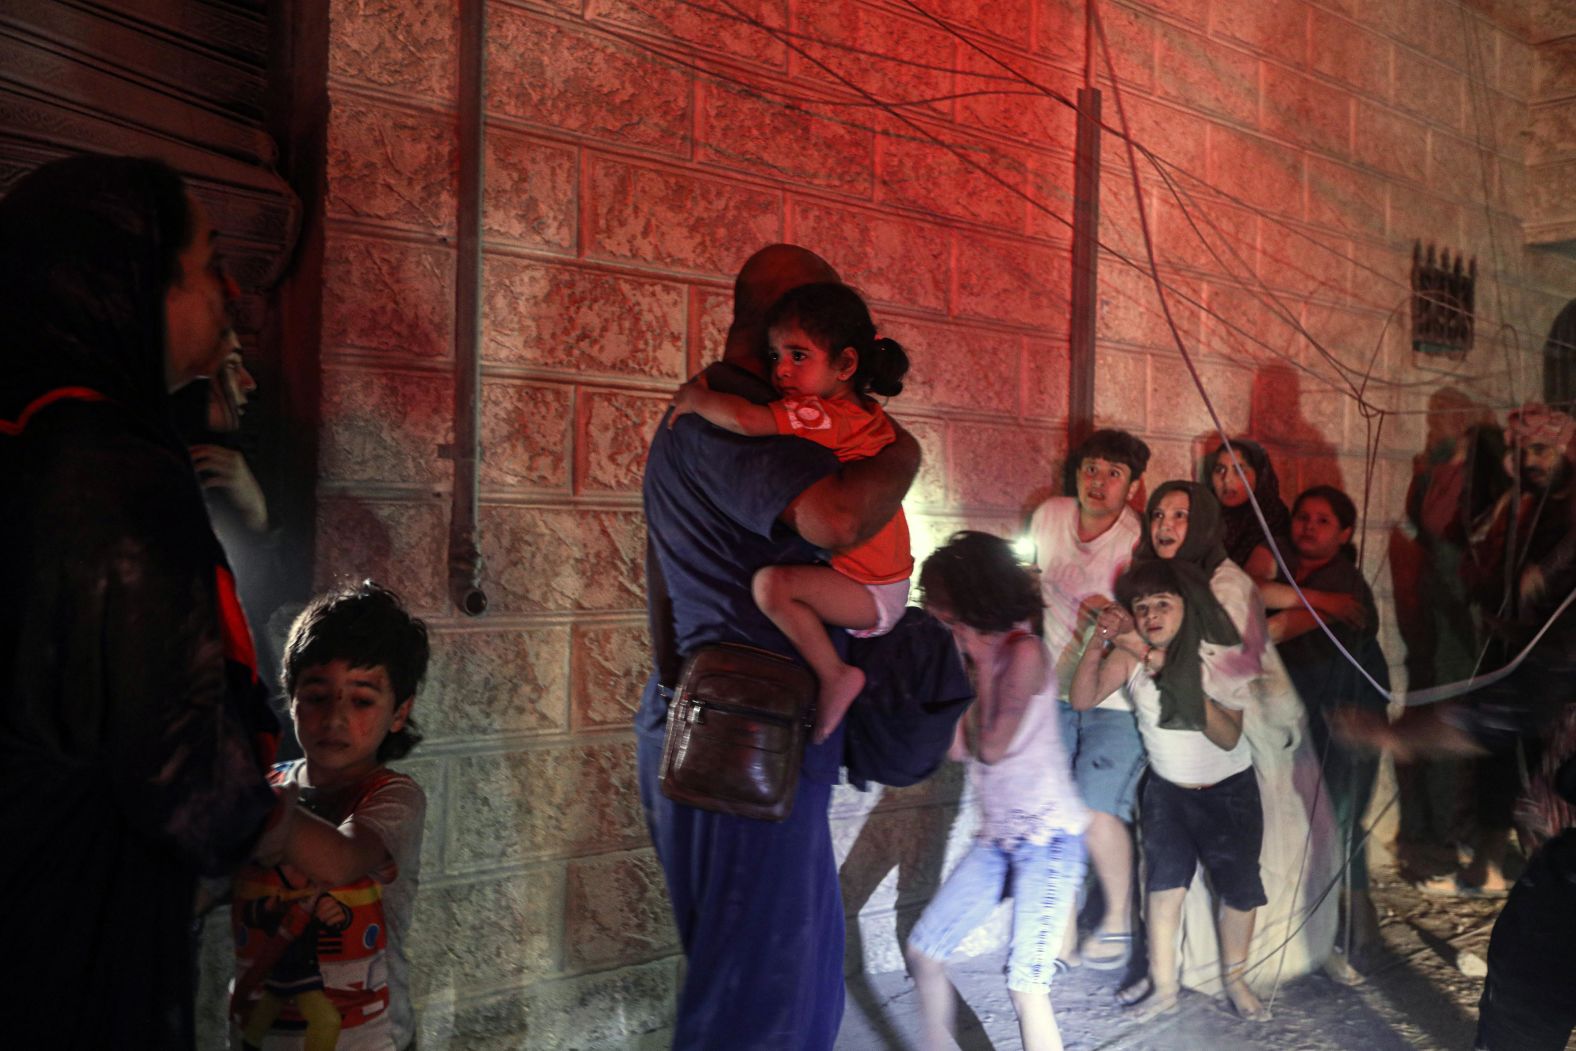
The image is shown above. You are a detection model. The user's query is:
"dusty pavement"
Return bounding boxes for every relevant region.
[834,860,1520,1051]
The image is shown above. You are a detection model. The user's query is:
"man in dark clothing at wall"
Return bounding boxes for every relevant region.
[636,244,920,1049]
[1341,402,1576,1051]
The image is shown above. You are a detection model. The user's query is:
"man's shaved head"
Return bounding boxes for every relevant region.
[732,244,840,330]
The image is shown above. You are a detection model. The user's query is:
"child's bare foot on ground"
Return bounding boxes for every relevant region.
[812,665,865,744]
[1223,977,1268,1021]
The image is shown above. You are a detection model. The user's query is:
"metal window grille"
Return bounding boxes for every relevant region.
[1411,242,1476,355]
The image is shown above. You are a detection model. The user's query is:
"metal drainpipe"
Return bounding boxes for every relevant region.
[447,0,487,616]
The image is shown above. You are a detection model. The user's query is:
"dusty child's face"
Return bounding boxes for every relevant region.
[1075,457,1135,520]
[1131,591,1184,648]
[1150,490,1190,558]
[1291,497,1352,563]
[290,659,411,787]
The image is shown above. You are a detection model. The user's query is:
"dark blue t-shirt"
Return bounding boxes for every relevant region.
[639,362,845,781]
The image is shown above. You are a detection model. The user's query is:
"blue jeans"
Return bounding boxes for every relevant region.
[908,832,1086,991]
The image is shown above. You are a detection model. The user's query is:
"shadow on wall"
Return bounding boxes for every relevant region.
[839,769,982,1049]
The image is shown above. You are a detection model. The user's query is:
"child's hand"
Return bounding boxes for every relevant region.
[1321,592,1367,629]
[1094,602,1134,645]
[667,374,710,428]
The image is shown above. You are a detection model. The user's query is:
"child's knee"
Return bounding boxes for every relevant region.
[752,565,791,610]
[904,938,943,973]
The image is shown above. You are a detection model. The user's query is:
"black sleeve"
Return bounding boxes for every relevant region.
[33,433,276,874]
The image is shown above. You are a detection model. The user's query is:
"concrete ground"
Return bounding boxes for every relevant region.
[834,860,1518,1051]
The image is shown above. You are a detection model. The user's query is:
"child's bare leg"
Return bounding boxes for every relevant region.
[1009,988,1064,1051]
[1218,904,1267,1019]
[1122,888,1183,1018]
[905,943,958,1051]
[753,565,876,742]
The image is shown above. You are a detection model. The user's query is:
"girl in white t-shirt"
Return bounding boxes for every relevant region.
[906,531,1088,1051]
[1073,556,1265,1023]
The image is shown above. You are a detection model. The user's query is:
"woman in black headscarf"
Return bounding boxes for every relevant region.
[1200,438,1292,574]
[1100,480,1338,1010]
[0,155,277,1049]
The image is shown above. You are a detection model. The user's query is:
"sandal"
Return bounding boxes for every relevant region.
[1117,976,1179,1019]
[1116,975,1154,1007]
[1051,958,1076,981]
[1082,930,1133,971]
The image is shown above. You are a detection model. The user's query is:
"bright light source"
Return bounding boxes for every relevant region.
[1011,535,1036,566]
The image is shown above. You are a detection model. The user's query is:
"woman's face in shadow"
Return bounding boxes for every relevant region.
[1210,453,1256,509]
[1150,489,1190,558]
[163,196,231,391]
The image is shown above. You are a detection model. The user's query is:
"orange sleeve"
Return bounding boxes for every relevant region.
[771,396,893,463]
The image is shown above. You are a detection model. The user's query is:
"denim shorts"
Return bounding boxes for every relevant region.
[1058,703,1146,821]
[908,832,1086,992]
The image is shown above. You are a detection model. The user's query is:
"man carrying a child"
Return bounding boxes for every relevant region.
[636,244,921,1049]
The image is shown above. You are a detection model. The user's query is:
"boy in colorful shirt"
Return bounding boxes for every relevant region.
[232,583,429,1050]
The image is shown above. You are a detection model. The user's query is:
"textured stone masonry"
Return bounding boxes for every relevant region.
[300,0,1576,1044]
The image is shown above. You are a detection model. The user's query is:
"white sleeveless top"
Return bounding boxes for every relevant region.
[1127,662,1252,786]
[970,636,1090,845]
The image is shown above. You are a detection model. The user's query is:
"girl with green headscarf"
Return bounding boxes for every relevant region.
[1086,479,1340,1015]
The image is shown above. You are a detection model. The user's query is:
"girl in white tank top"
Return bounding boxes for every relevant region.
[905,532,1087,1051]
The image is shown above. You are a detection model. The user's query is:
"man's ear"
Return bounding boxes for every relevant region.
[391,696,414,732]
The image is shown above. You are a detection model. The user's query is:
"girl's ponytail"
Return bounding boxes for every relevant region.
[858,335,909,398]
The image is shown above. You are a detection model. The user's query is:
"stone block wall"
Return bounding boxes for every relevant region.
[297,0,1576,1046]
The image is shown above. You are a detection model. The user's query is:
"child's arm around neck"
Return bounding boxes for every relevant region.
[669,373,778,436]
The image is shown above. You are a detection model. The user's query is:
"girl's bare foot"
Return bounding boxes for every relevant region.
[1223,976,1268,1022]
[812,665,865,744]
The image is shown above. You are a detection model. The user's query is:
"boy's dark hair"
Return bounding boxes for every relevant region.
[282,581,430,762]
[1070,428,1151,479]
[1293,484,1359,563]
[918,530,1043,633]
[763,281,909,398]
[1114,557,1187,610]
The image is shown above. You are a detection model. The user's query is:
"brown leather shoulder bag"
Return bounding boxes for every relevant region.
[658,642,815,822]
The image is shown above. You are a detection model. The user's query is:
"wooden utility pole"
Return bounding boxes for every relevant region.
[1067,1,1102,450]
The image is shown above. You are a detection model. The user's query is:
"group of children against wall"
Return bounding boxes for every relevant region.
[898,431,1389,1051]
[670,277,1389,1050]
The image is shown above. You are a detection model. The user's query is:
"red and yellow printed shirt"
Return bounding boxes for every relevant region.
[768,395,912,585]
